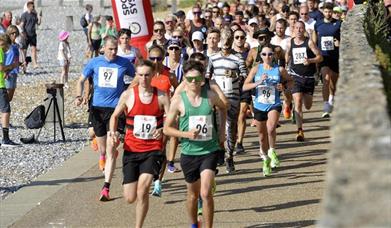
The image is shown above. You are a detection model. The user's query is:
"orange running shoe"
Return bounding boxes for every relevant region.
[283,104,292,120]
[91,137,98,152]
[99,157,106,171]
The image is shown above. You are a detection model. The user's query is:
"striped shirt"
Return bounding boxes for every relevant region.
[206,52,247,98]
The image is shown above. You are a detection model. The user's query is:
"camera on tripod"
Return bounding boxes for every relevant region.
[45,83,63,96]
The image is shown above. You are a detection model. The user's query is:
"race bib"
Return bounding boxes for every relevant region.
[188,115,213,141]
[257,85,276,104]
[321,36,334,51]
[292,47,307,64]
[98,67,118,88]
[216,77,233,94]
[133,115,157,140]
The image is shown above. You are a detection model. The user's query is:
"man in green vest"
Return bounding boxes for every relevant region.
[163,60,227,228]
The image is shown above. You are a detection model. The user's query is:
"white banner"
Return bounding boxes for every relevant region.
[113,0,148,37]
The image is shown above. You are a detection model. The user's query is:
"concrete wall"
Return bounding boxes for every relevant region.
[318,4,391,227]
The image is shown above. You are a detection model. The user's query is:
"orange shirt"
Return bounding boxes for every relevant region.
[151,67,171,95]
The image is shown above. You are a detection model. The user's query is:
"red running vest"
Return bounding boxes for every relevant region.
[124,86,164,153]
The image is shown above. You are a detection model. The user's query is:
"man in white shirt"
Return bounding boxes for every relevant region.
[300,5,316,39]
[271,18,290,51]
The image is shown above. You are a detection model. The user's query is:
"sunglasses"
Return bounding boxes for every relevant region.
[169,47,180,51]
[212,11,219,13]
[149,57,163,61]
[173,35,182,39]
[261,52,273,57]
[193,11,202,15]
[235,36,245,40]
[165,21,174,24]
[154,29,164,33]
[185,75,203,83]
[258,36,267,41]
[10,32,18,35]
[300,13,308,15]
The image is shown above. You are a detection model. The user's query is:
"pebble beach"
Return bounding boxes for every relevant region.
[0,1,115,199]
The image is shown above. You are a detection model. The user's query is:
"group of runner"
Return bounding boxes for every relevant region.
[74,0,342,227]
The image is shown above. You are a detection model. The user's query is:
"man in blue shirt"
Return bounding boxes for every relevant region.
[75,35,135,201]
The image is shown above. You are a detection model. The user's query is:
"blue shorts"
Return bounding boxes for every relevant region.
[6,74,17,89]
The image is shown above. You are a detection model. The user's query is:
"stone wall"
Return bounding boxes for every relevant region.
[317,5,391,227]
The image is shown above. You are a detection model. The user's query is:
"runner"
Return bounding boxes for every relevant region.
[312,3,341,118]
[117,28,142,65]
[206,28,221,57]
[164,60,227,228]
[286,21,323,141]
[206,28,247,173]
[108,60,170,228]
[74,36,135,201]
[243,44,290,176]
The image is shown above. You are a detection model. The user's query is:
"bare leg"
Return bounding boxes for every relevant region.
[104,136,117,183]
[266,110,280,149]
[135,173,154,228]
[31,46,38,67]
[200,170,215,228]
[255,119,268,156]
[293,92,304,130]
[7,89,15,102]
[186,180,201,225]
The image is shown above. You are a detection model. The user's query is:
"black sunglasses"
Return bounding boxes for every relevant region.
[193,11,202,15]
[173,35,182,39]
[149,57,163,61]
[169,47,180,51]
[235,36,245,40]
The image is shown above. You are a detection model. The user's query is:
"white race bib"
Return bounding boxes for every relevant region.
[133,115,157,140]
[98,67,118,88]
[188,115,213,141]
[321,36,334,51]
[216,77,233,94]
[257,85,276,104]
[292,47,308,64]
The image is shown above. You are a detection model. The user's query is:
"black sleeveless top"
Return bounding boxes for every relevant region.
[288,37,316,77]
[188,20,208,41]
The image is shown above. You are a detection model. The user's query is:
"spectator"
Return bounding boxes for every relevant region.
[20,1,41,68]
[2,11,13,29]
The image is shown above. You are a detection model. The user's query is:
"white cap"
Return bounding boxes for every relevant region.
[192,31,204,41]
[217,2,224,8]
[248,17,258,25]
[248,0,256,4]
[325,0,333,2]
[299,0,307,3]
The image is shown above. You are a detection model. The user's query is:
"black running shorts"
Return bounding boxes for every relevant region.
[291,76,315,96]
[122,151,164,184]
[253,106,282,122]
[90,106,114,137]
[180,151,218,183]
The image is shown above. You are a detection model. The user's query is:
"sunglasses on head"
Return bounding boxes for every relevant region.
[261,52,273,57]
[235,36,245,40]
[185,75,203,83]
[149,56,163,61]
[169,47,180,51]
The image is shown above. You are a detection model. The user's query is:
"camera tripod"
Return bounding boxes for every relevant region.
[36,91,66,142]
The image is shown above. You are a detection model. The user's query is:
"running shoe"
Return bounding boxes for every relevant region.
[322,102,332,118]
[99,157,106,171]
[268,149,280,168]
[197,198,203,216]
[91,137,98,152]
[296,129,305,142]
[167,163,181,173]
[234,143,245,155]
[1,139,20,147]
[99,187,110,201]
[263,157,272,177]
[283,104,292,119]
[151,180,162,197]
[225,158,235,174]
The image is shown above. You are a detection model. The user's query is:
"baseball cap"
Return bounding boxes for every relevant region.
[174,10,185,18]
[333,6,342,13]
[192,31,204,41]
[223,15,232,23]
[248,18,258,26]
[167,39,181,48]
[319,2,325,8]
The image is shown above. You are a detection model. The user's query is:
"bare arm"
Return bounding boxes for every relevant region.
[74,75,87,106]
[245,48,256,69]
[163,96,186,138]
[108,90,130,146]
[285,39,292,68]
[209,90,227,147]
[242,65,260,91]
[307,39,323,64]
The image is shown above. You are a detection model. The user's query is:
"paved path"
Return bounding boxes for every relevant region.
[4,86,329,228]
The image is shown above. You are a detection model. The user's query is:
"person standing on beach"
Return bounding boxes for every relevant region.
[20,1,41,68]
[57,31,71,88]
[0,34,21,147]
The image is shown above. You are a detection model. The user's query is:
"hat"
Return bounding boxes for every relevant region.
[58,31,70,41]
[248,17,258,25]
[174,10,185,18]
[167,39,181,48]
[333,6,342,13]
[253,28,274,38]
[192,31,204,41]
[217,2,224,8]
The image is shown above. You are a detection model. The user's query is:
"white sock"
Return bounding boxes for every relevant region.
[328,95,334,105]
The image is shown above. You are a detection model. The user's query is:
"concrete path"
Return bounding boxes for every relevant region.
[3,86,329,228]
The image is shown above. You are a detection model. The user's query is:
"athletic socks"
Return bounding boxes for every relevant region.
[2,128,9,141]
[103,182,110,189]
